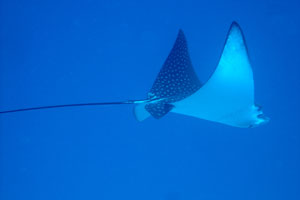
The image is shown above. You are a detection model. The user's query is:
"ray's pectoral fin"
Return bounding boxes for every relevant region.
[172,21,269,128]
[133,29,202,121]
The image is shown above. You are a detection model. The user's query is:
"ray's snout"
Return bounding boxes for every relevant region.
[249,105,270,128]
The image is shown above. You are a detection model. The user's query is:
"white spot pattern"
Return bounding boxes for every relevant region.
[145,30,202,118]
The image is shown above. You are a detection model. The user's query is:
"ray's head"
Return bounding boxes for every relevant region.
[228,104,270,128]
[248,104,270,128]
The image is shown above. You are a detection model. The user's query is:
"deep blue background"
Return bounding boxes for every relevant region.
[1,0,299,200]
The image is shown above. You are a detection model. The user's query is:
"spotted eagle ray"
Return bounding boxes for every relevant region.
[0,22,269,128]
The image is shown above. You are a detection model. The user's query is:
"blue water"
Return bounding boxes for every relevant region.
[1,0,299,199]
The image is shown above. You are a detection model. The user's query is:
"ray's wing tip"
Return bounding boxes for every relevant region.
[226,21,248,45]
[177,29,186,38]
[231,21,242,29]
[229,21,243,34]
[231,21,240,27]
[173,28,187,47]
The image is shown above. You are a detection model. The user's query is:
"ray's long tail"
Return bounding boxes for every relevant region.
[0,99,149,114]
